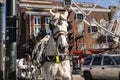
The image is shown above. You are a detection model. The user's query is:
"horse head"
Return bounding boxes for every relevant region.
[49,10,69,54]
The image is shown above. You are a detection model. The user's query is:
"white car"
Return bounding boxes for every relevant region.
[80,53,120,80]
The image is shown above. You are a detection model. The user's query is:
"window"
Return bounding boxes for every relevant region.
[88,18,98,33]
[93,44,99,49]
[45,17,51,34]
[103,56,114,65]
[88,26,98,33]
[114,20,120,37]
[80,43,86,50]
[76,13,84,20]
[77,22,84,36]
[106,35,113,42]
[92,33,98,39]
[100,18,107,34]
[92,57,102,65]
[34,27,40,37]
[113,56,120,65]
[64,0,71,6]
[45,17,50,25]
[33,16,41,37]
[34,16,41,25]
[83,57,92,65]
[101,43,109,48]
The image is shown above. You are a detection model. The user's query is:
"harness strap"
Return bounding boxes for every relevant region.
[43,55,70,62]
[53,30,67,41]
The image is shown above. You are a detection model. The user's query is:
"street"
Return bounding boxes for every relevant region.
[38,72,84,80]
[72,71,84,80]
[72,74,84,80]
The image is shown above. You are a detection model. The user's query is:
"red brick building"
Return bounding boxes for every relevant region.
[17,0,115,57]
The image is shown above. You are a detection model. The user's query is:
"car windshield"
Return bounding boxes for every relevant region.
[113,56,120,65]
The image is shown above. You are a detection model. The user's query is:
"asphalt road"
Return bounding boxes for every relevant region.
[72,72,84,80]
[38,72,84,80]
[72,74,84,80]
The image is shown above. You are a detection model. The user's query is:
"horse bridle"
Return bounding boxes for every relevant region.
[49,17,68,42]
[53,30,68,41]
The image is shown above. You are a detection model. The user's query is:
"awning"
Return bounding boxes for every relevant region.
[72,50,83,55]
[87,49,105,54]
[87,47,117,54]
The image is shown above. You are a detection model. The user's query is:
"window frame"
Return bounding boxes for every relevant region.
[92,56,102,65]
[83,57,92,65]
[79,43,86,50]
[33,16,41,25]
[103,56,115,65]
[76,13,84,21]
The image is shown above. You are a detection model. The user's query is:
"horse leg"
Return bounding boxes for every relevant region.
[62,61,72,80]
[63,75,72,80]
[44,75,54,80]
[42,70,55,80]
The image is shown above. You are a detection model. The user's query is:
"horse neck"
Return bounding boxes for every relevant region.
[45,37,57,55]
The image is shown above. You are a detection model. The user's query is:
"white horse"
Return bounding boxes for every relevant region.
[32,10,72,80]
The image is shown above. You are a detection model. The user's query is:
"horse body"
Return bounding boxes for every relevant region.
[33,10,72,80]
[41,60,71,80]
[40,37,71,80]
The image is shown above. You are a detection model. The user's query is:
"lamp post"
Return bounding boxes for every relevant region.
[5,0,17,80]
[0,0,5,80]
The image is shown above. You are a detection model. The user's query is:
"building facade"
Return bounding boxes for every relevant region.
[17,0,115,58]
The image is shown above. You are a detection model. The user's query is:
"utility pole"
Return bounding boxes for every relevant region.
[5,0,17,80]
[0,0,5,80]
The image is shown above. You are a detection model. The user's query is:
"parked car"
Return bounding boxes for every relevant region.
[80,53,120,80]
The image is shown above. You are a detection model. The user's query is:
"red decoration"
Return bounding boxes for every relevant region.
[87,49,105,54]
[87,47,117,54]
[72,50,83,55]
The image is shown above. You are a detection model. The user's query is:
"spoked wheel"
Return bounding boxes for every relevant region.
[84,72,93,80]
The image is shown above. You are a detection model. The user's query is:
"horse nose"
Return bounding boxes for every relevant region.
[58,44,65,53]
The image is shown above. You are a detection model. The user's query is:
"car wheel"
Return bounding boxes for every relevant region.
[119,73,120,80]
[84,72,93,80]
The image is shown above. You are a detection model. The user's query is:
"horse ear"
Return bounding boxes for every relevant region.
[64,10,68,18]
[61,10,68,20]
[50,9,55,16]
